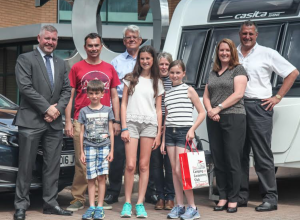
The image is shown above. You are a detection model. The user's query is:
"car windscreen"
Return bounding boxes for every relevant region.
[0,95,18,109]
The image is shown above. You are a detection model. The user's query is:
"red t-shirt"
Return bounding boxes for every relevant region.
[69,60,120,119]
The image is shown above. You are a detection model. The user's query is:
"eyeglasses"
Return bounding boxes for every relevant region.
[124,36,140,40]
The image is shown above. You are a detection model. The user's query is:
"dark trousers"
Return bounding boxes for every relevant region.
[239,100,278,205]
[150,146,175,200]
[207,114,246,202]
[107,98,125,197]
[14,125,63,210]
[106,132,125,197]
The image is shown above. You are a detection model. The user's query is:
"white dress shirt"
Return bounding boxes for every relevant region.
[237,43,296,99]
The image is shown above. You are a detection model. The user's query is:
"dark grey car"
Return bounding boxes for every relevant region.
[0,94,75,193]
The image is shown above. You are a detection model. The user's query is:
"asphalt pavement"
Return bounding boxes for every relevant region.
[1,167,300,220]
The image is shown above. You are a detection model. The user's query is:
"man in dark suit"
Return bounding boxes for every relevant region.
[13,25,72,220]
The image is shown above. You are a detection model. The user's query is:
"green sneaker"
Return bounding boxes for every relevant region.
[95,201,112,210]
[67,199,84,211]
[136,203,147,218]
[120,202,132,218]
[103,201,112,210]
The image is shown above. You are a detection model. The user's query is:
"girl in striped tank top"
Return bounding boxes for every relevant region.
[161,60,205,219]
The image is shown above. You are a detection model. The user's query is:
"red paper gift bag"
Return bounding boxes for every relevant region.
[179,140,209,190]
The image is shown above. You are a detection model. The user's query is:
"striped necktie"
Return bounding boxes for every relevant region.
[44,55,54,89]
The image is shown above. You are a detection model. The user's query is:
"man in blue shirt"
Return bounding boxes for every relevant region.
[104,25,143,204]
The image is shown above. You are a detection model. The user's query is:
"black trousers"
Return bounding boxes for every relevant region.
[207,114,246,202]
[150,146,174,200]
[107,98,125,197]
[14,125,63,210]
[239,100,278,205]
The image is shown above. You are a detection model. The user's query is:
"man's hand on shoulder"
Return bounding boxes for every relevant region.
[261,96,281,111]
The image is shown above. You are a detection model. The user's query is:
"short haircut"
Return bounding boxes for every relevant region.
[84,33,102,46]
[169,60,186,72]
[123,25,141,38]
[239,20,258,33]
[157,52,173,64]
[213,38,240,72]
[39,25,57,36]
[87,80,105,92]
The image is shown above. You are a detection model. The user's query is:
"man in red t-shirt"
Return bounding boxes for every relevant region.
[64,33,121,211]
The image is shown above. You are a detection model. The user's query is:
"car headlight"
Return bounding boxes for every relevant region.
[0,132,18,147]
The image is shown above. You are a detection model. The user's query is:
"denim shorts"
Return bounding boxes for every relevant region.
[84,145,110,179]
[165,126,192,150]
[127,121,157,139]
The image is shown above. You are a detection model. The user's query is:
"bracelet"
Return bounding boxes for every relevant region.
[113,119,121,124]
[121,128,128,132]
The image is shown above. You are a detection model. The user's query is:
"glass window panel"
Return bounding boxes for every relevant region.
[6,47,17,74]
[280,22,300,84]
[54,50,76,59]
[256,24,282,49]
[177,29,209,85]
[5,75,17,103]
[0,76,3,95]
[201,27,240,86]
[58,0,72,23]
[58,0,153,24]
[22,45,34,53]
[0,48,4,74]
[104,0,153,23]
[100,0,107,22]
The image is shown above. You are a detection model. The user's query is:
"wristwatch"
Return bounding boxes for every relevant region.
[275,94,282,100]
[217,104,224,110]
[113,119,121,124]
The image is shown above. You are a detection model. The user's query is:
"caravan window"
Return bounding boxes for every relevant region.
[279,22,300,85]
[177,29,209,85]
[200,24,283,86]
[200,27,240,86]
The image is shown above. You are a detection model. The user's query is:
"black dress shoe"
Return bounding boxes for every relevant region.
[104,194,118,204]
[237,201,248,207]
[145,195,158,204]
[255,202,277,212]
[14,209,26,220]
[43,206,73,216]
[227,206,238,213]
[237,198,248,207]
[213,202,228,211]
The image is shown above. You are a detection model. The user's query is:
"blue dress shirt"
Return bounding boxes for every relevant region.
[111,51,137,98]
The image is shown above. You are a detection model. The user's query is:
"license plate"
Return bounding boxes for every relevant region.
[60,154,75,167]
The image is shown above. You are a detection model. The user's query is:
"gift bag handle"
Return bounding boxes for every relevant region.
[184,139,199,154]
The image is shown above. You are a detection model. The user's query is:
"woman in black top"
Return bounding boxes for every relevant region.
[203,38,248,213]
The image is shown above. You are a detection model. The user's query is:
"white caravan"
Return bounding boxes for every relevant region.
[163,0,300,168]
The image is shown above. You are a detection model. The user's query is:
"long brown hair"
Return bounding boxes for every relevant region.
[124,45,160,97]
[212,38,240,72]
